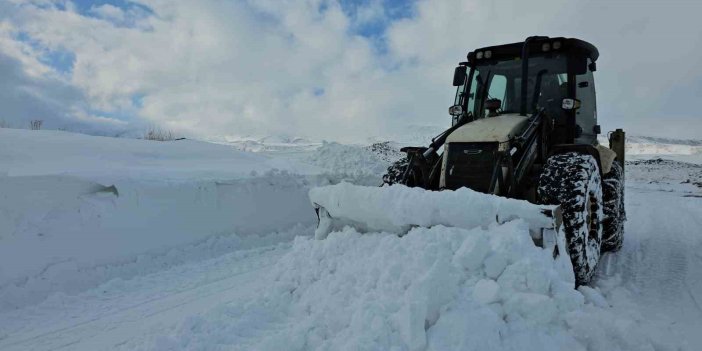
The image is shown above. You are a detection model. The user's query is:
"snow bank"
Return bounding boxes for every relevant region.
[152,221,667,351]
[309,182,560,238]
[0,171,316,311]
[306,141,402,178]
[0,129,320,310]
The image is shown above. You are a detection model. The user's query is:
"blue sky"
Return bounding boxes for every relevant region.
[13,31,75,74]
[339,0,414,37]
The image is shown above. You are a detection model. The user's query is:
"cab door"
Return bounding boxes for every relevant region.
[574,59,598,144]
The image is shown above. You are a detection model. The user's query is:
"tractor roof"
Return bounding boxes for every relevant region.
[466,37,599,65]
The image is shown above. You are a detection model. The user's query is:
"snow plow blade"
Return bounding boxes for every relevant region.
[310,183,564,250]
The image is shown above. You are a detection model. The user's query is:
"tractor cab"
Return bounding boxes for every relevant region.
[450,37,600,145]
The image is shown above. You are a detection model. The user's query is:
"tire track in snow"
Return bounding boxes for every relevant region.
[0,243,291,351]
[596,185,702,349]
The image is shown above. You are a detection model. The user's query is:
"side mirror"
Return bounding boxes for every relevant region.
[588,62,597,72]
[562,98,581,110]
[448,105,463,116]
[453,66,467,86]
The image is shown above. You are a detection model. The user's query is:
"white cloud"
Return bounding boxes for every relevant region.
[1,0,702,140]
[89,4,124,23]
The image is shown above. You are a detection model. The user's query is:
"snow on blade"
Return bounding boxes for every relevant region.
[309,182,561,239]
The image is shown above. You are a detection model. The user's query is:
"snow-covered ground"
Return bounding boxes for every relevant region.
[0,128,701,350]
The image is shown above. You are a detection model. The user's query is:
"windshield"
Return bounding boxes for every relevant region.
[455,54,568,119]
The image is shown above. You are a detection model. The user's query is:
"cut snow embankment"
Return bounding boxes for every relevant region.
[0,129,321,310]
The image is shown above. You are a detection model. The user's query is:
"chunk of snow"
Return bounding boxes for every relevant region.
[578,286,609,308]
[453,233,490,271]
[398,300,428,351]
[473,279,500,304]
[484,252,509,279]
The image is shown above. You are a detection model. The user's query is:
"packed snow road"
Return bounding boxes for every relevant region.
[0,235,301,350]
[1,179,700,350]
[597,181,702,349]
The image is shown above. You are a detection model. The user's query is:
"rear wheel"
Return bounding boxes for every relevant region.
[602,161,625,252]
[538,152,604,286]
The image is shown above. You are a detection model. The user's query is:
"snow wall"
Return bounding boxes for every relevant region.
[0,171,316,310]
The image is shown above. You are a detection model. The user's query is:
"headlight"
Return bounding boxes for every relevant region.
[476,51,483,59]
[542,43,551,52]
[561,98,582,110]
[448,105,463,116]
[484,50,492,59]
[552,41,561,50]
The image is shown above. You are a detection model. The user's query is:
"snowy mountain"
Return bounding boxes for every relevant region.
[0,128,700,350]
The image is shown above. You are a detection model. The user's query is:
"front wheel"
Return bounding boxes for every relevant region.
[382,157,409,186]
[382,156,426,187]
[538,152,604,286]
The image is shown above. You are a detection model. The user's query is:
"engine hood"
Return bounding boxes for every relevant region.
[446,114,529,143]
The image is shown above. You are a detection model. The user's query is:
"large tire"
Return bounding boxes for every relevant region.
[601,161,625,252]
[538,152,604,286]
[382,157,426,187]
[382,157,409,186]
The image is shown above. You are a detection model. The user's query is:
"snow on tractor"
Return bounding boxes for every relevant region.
[311,36,626,286]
